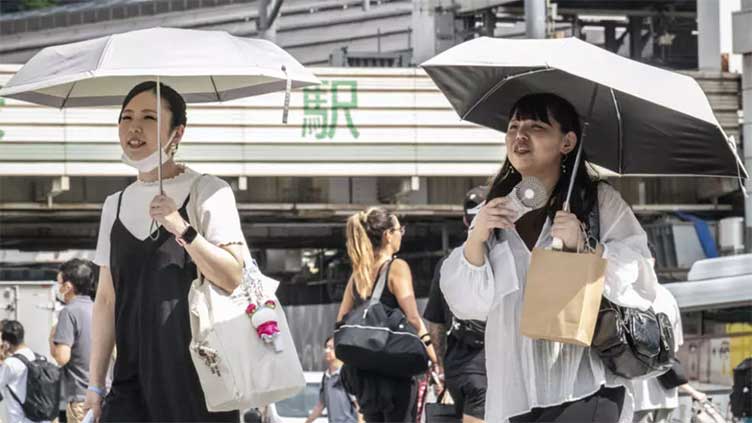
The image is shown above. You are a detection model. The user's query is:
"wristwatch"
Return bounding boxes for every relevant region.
[176,224,198,247]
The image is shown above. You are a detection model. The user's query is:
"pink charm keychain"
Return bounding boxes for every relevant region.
[241,267,284,352]
[245,300,283,352]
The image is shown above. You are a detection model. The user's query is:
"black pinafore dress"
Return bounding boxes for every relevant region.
[102,190,238,422]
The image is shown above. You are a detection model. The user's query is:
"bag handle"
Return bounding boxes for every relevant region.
[369,258,394,306]
[186,174,221,335]
[187,174,208,282]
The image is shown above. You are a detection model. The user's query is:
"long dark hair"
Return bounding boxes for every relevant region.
[487,93,600,226]
[345,207,397,299]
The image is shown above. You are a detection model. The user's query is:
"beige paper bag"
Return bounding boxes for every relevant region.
[520,244,606,347]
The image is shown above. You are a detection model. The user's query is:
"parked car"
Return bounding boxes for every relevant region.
[244,371,327,423]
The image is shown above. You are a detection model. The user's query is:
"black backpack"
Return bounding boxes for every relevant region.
[6,353,62,422]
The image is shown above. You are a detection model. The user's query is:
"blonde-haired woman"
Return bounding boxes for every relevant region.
[336,207,437,423]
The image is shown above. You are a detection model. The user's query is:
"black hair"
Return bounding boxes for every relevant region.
[59,258,95,297]
[324,335,333,345]
[119,81,187,131]
[487,93,600,226]
[1,320,24,346]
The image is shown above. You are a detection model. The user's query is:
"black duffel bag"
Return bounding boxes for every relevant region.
[591,297,674,379]
[334,258,429,378]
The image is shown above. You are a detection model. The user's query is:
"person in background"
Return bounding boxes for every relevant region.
[305,336,360,423]
[424,186,488,423]
[50,258,95,423]
[336,207,438,422]
[0,321,51,423]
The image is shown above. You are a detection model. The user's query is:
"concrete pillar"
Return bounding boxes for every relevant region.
[733,0,752,251]
[412,0,438,65]
[698,0,722,71]
[525,0,546,39]
[604,22,617,52]
[628,16,644,60]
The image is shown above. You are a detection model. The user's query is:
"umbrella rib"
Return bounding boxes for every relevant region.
[609,88,623,174]
[60,81,77,109]
[461,68,554,120]
[210,76,221,102]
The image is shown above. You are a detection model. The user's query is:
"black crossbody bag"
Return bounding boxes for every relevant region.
[586,190,675,379]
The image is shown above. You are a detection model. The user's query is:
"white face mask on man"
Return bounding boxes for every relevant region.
[121,132,177,173]
[55,284,68,303]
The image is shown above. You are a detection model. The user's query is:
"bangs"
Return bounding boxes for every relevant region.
[509,95,552,125]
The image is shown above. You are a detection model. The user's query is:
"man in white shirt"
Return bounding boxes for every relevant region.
[0,320,51,423]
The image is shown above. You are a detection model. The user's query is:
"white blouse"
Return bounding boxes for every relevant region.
[94,167,246,268]
[440,183,659,422]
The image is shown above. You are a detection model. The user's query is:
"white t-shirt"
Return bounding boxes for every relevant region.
[0,347,51,423]
[94,167,246,268]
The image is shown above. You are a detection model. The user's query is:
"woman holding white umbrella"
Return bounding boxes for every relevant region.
[85,81,245,421]
[439,93,657,423]
[0,27,320,422]
[422,36,745,423]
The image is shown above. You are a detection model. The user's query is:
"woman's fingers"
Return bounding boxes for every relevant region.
[484,216,513,229]
[484,207,517,218]
[484,197,509,209]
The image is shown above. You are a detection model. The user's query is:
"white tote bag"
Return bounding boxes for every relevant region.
[186,175,305,411]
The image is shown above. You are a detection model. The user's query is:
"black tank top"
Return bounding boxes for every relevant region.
[351,258,399,310]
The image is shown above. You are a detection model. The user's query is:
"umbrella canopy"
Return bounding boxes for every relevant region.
[0,27,320,107]
[421,37,745,179]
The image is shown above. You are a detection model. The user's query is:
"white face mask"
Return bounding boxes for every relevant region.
[55,284,67,303]
[121,133,176,173]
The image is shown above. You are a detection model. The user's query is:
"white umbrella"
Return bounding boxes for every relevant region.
[421,36,746,180]
[0,27,319,191]
[0,27,319,236]
[0,27,319,108]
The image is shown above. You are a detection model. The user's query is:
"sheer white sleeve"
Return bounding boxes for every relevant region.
[599,184,658,311]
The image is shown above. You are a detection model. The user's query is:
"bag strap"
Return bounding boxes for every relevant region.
[369,257,394,306]
[5,353,31,408]
[187,174,208,283]
[9,353,31,368]
[586,184,601,248]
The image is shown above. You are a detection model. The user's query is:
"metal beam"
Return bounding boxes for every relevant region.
[496,6,696,19]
